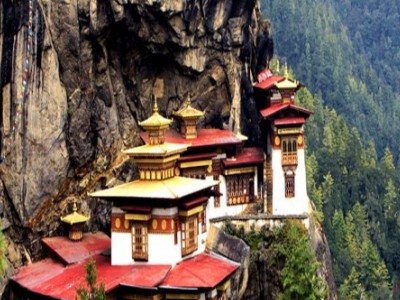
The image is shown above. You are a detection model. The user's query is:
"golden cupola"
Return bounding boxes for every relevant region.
[173,96,204,139]
[123,96,188,181]
[274,64,300,104]
[60,198,90,241]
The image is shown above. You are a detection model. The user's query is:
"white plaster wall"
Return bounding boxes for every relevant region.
[111,232,134,265]
[271,148,309,215]
[148,233,182,265]
[152,207,178,216]
[206,175,251,224]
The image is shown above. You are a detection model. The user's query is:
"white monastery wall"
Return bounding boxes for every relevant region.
[272,148,309,215]
[111,232,133,265]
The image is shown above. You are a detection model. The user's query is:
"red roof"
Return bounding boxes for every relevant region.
[11,254,171,299]
[141,129,242,149]
[260,103,312,119]
[42,232,111,265]
[161,253,239,289]
[223,147,264,168]
[254,69,285,90]
[274,117,305,126]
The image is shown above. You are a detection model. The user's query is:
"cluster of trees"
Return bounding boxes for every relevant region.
[224,221,326,299]
[294,86,400,298]
[329,0,400,94]
[261,0,400,162]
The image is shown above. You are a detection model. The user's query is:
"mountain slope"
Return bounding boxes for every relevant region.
[262,0,400,161]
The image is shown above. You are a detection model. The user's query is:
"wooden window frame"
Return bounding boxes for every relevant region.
[226,174,255,206]
[285,173,295,198]
[131,221,148,261]
[201,208,207,233]
[281,136,298,165]
[181,215,198,257]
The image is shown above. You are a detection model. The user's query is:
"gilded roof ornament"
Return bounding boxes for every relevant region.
[173,95,204,119]
[275,64,299,89]
[61,198,90,225]
[139,95,172,130]
[283,63,288,78]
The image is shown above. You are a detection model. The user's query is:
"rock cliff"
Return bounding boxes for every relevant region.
[0,0,273,291]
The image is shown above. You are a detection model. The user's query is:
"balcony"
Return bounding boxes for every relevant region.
[282,152,298,166]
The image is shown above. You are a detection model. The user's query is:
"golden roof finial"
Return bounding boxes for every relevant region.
[152,95,159,113]
[284,63,288,78]
[72,198,78,213]
[61,197,90,225]
[186,94,191,106]
[276,59,280,74]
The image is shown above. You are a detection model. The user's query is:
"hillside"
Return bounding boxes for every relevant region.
[262,0,400,298]
[262,0,400,161]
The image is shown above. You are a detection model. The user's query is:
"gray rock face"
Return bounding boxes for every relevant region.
[0,0,273,275]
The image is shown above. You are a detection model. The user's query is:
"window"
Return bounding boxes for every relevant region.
[181,166,207,179]
[174,219,179,245]
[131,222,148,260]
[181,215,198,256]
[282,136,298,165]
[201,209,207,233]
[226,174,255,206]
[214,174,221,207]
[285,174,295,198]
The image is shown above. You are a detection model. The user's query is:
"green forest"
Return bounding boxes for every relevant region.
[262,0,400,299]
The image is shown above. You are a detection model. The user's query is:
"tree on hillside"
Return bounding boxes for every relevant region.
[269,222,327,300]
[76,259,106,300]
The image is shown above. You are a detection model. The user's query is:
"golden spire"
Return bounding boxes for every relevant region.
[61,198,90,225]
[284,63,288,78]
[173,95,204,119]
[152,94,159,113]
[185,94,191,107]
[173,94,204,139]
[276,59,280,74]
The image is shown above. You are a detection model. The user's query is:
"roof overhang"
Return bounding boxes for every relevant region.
[260,103,312,119]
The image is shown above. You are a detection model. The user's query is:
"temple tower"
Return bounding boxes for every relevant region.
[90,97,217,265]
[255,67,312,215]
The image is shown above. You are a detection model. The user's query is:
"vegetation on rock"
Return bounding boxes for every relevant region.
[224,221,327,299]
[291,80,397,297]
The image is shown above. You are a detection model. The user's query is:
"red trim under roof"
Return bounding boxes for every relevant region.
[223,147,264,168]
[178,152,217,162]
[274,117,305,126]
[260,103,312,119]
[161,253,239,289]
[180,197,208,209]
[120,206,152,213]
[42,232,111,265]
[141,129,242,149]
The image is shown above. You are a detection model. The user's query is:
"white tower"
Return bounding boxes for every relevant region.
[255,68,312,216]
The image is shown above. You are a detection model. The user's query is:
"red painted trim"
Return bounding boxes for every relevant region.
[180,197,208,209]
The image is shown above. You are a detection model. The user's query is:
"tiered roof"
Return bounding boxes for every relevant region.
[90,95,217,201]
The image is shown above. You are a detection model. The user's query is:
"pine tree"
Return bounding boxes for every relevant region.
[359,239,391,297]
[76,259,106,300]
[271,222,327,300]
[384,179,397,221]
[339,267,368,300]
